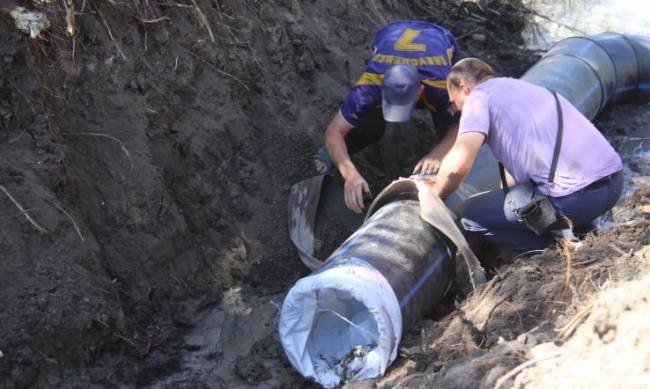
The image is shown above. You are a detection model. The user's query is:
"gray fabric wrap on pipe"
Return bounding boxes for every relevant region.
[317,200,455,328]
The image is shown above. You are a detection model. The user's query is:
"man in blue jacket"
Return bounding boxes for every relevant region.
[315,21,460,213]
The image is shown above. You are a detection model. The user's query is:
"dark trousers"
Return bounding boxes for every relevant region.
[317,107,447,165]
[344,107,386,154]
[344,107,450,153]
[460,171,624,252]
[315,107,386,166]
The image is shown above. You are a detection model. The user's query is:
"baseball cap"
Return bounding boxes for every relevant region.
[381,64,421,122]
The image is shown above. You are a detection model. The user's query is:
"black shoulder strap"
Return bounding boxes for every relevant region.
[498,89,564,192]
[548,90,563,185]
[499,162,509,194]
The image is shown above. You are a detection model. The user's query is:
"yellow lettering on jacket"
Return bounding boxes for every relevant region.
[394,29,427,52]
[355,72,384,86]
[371,55,447,66]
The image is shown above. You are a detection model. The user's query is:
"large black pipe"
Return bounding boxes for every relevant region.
[279,197,458,387]
[522,33,650,118]
[320,199,456,328]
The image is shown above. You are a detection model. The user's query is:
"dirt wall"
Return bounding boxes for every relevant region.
[0,1,536,387]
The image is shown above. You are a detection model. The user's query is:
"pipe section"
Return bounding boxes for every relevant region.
[279,200,455,387]
[522,33,650,119]
[326,200,456,328]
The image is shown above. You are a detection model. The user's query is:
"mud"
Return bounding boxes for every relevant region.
[2,0,646,388]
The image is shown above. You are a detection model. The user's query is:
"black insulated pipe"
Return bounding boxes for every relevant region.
[321,199,456,329]
[279,198,457,387]
[522,33,650,119]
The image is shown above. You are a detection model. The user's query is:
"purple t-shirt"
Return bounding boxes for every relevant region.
[459,78,623,197]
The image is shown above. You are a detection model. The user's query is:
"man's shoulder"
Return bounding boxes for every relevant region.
[468,84,492,101]
[472,77,519,98]
[373,20,454,48]
[463,87,492,118]
[478,77,538,91]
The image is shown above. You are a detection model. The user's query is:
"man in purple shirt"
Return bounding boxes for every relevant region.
[432,58,623,251]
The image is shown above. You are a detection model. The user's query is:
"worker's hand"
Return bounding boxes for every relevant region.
[344,172,371,214]
[410,174,436,187]
[413,153,442,175]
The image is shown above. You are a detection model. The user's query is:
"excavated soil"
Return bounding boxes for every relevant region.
[0,1,647,388]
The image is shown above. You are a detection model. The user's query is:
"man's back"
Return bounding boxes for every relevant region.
[460,77,623,196]
[369,21,456,79]
[341,21,457,126]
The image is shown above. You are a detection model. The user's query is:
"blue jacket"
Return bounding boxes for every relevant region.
[340,20,459,128]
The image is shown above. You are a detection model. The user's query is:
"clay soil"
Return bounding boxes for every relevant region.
[0,1,648,388]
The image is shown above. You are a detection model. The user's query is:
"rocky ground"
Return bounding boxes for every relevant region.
[0,0,647,388]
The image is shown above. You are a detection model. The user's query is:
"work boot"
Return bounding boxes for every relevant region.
[573,222,598,239]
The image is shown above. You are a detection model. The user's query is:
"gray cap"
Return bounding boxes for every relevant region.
[381,64,421,122]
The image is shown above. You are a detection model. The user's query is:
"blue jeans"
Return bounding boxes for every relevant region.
[460,171,624,251]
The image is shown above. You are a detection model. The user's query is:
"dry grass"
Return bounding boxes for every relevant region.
[44,198,85,242]
[63,0,75,37]
[93,4,127,61]
[134,15,171,24]
[559,239,574,288]
[555,300,594,343]
[0,185,48,233]
[181,47,250,92]
[64,132,134,170]
[191,0,214,43]
[493,351,561,389]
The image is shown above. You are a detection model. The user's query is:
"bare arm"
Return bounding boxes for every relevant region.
[429,122,459,161]
[433,131,486,198]
[325,113,355,178]
[324,113,370,213]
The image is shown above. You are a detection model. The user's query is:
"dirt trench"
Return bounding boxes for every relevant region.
[1,0,617,388]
